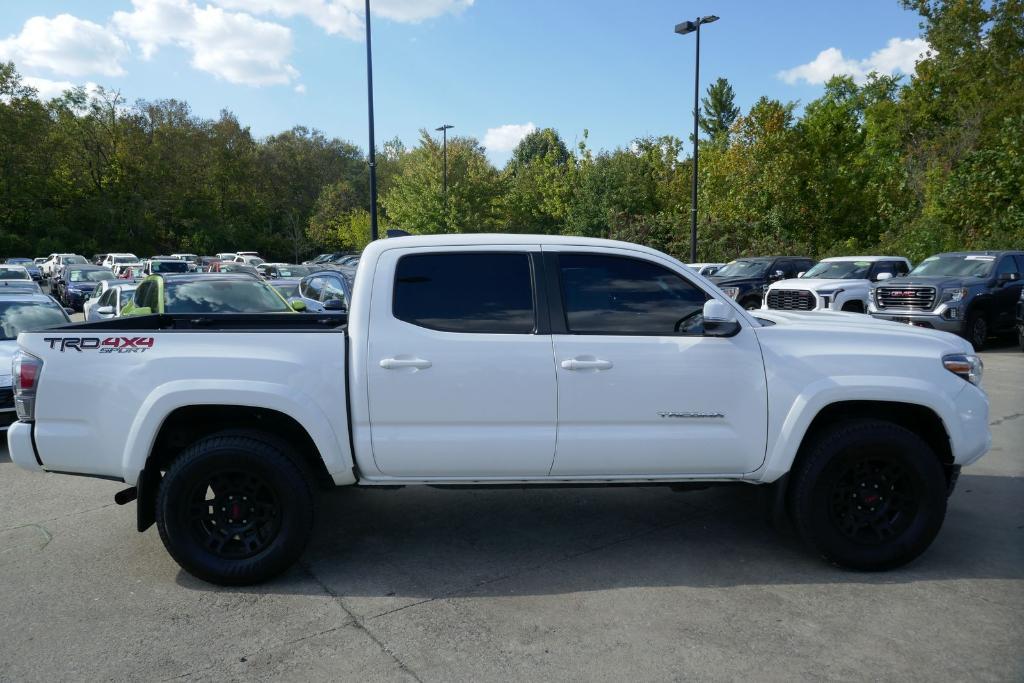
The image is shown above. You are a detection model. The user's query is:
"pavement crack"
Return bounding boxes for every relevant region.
[989,412,1023,427]
[0,502,118,533]
[298,561,425,682]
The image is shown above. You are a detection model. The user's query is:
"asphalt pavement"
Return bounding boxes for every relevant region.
[1,342,1021,681]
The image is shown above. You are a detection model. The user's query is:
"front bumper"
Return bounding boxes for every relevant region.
[869,308,965,334]
[952,383,991,467]
[6,421,41,471]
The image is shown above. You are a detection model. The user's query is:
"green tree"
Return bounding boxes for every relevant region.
[699,77,740,142]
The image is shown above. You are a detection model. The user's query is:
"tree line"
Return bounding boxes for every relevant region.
[0,0,1020,264]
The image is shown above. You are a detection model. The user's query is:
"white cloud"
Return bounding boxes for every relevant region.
[483,122,536,153]
[778,37,930,85]
[211,0,474,40]
[21,76,103,102]
[0,14,128,77]
[294,83,307,94]
[113,0,299,86]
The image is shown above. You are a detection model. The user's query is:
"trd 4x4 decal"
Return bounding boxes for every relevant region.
[43,336,155,353]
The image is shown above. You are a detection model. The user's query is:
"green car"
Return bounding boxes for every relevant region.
[122,273,305,315]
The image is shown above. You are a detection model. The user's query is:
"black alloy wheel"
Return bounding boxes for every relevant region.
[828,457,916,545]
[186,470,282,560]
[967,311,988,351]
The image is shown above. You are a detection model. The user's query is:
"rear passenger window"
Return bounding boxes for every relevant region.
[558,253,708,335]
[393,253,535,334]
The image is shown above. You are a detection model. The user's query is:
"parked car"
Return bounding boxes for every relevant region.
[145,259,190,275]
[85,283,139,322]
[0,264,35,283]
[33,257,46,266]
[196,257,221,273]
[170,253,200,271]
[304,251,353,265]
[56,265,117,311]
[686,262,724,277]
[1017,288,1024,351]
[102,253,141,270]
[0,291,70,430]
[215,252,238,262]
[293,267,353,312]
[869,250,1024,350]
[6,234,990,585]
[233,254,265,266]
[764,256,912,313]
[709,256,817,310]
[83,279,137,319]
[40,253,85,280]
[91,253,108,266]
[5,258,43,281]
[257,263,311,280]
[113,264,146,279]
[217,262,261,277]
[267,278,301,301]
[122,273,301,316]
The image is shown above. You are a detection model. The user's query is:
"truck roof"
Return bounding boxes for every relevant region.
[820,256,908,262]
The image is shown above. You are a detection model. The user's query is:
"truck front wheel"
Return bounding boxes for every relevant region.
[789,419,947,571]
[155,431,315,585]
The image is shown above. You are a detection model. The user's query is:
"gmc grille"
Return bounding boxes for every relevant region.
[876,286,936,311]
[767,289,816,311]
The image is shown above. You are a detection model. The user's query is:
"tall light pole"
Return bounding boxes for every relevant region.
[674,15,718,263]
[364,0,379,241]
[436,122,452,196]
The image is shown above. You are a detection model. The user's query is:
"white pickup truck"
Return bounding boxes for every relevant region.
[7,235,991,585]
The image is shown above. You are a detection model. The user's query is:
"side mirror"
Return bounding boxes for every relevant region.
[769,269,785,281]
[322,298,346,311]
[998,272,1019,284]
[703,299,741,338]
[96,305,114,316]
[796,271,806,278]
[875,272,893,282]
[289,299,307,312]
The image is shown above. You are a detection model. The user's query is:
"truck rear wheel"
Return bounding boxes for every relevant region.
[789,419,947,571]
[155,431,315,585]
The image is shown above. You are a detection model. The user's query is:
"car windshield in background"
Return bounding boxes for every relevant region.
[113,256,137,264]
[6,259,31,265]
[274,265,310,278]
[65,256,88,265]
[0,302,68,340]
[70,269,116,283]
[802,261,871,279]
[908,255,994,277]
[163,280,292,314]
[272,282,300,299]
[714,260,769,278]
[152,260,189,273]
[0,268,30,280]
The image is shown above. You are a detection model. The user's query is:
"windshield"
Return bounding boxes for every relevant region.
[65,256,87,265]
[909,255,995,278]
[714,260,769,278]
[152,260,189,273]
[113,256,138,264]
[0,268,30,280]
[272,265,310,278]
[0,301,68,340]
[164,279,292,313]
[272,282,300,299]
[70,269,116,283]
[802,260,872,279]
[6,258,31,265]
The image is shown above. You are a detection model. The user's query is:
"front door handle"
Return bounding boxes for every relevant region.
[380,357,432,370]
[560,358,613,371]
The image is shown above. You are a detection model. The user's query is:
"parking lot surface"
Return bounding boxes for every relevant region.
[1,342,1021,681]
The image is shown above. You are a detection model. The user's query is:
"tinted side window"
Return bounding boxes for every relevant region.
[996,256,1019,276]
[321,276,347,306]
[559,253,708,335]
[872,262,899,280]
[393,253,535,334]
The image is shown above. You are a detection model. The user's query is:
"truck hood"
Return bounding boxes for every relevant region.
[708,275,763,289]
[753,309,974,353]
[876,275,988,289]
[768,278,865,292]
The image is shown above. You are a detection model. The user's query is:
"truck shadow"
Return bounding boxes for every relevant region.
[176,473,1023,597]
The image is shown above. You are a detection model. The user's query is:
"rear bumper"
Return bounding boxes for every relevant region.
[6,421,41,471]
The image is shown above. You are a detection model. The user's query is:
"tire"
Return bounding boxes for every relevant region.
[742,296,761,311]
[156,431,315,586]
[965,310,988,351]
[841,301,865,314]
[789,419,947,571]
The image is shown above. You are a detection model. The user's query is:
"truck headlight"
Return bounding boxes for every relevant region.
[721,286,740,299]
[943,353,983,386]
[940,287,967,303]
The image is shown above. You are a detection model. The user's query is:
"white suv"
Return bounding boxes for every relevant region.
[102,253,141,270]
[763,256,911,313]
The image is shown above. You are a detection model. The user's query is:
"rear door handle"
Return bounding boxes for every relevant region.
[380,358,432,370]
[560,358,613,371]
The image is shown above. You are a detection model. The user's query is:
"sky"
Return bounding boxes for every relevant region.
[0,1,928,165]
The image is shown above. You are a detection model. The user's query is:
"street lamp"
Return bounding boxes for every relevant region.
[435,124,454,199]
[364,0,379,241]
[674,14,718,263]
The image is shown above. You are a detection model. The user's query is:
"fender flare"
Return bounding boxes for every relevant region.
[121,379,355,485]
[751,376,961,483]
